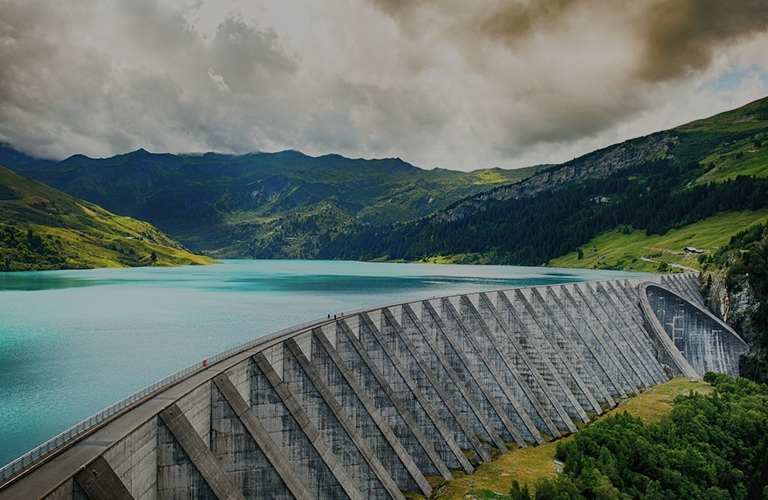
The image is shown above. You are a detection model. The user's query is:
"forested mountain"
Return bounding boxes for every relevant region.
[320,96,768,266]
[0,166,213,271]
[6,147,540,258]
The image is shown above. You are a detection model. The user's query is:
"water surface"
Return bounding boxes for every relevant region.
[0,260,645,467]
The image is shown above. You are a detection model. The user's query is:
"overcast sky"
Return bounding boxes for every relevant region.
[1,0,768,171]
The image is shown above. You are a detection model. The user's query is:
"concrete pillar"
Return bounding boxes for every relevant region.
[495,289,586,425]
[282,338,405,500]
[508,290,597,419]
[674,274,704,306]
[662,276,692,305]
[382,305,496,459]
[618,280,645,316]
[250,353,364,500]
[541,286,624,401]
[557,285,636,396]
[158,404,243,500]
[103,420,157,500]
[570,284,644,393]
[603,281,669,384]
[591,283,666,386]
[327,322,453,481]
[477,293,574,435]
[620,280,690,379]
[376,308,493,459]
[211,373,311,500]
[355,310,483,467]
[417,300,513,452]
[224,358,252,407]
[334,318,468,475]
[465,293,561,440]
[682,274,706,306]
[309,328,432,497]
[581,283,651,387]
[527,288,612,408]
[74,457,134,500]
[156,417,215,500]
[442,296,535,445]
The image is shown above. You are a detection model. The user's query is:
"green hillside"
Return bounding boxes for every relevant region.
[550,210,768,272]
[321,96,768,267]
[8,148,541,258]
[0,166,215,271]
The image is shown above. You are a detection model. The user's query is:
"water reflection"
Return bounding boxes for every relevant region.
[0,272,116,291]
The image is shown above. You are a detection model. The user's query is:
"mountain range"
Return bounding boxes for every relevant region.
[3,148,540,259]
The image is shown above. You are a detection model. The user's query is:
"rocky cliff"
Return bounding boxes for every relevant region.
[434,132,674,223]
[701,271,758,345]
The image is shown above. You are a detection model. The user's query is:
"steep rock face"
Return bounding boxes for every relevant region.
[434,132,673,223]
[701,272,758,345]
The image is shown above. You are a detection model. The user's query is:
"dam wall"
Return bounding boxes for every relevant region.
[0,273,747,500]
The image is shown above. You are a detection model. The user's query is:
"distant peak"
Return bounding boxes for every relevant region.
[272,149,307,157]
[318,153,344,160]
[61,153,93,162]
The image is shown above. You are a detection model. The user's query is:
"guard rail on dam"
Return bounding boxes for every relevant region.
[0,273,748,500]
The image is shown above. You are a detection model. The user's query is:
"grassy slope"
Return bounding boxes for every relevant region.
[342,98,768,268]
[409,379,711,500]
[0,166,215,270]
[549,209,768,272]
[207,200,362,258]
[697,142,768,183]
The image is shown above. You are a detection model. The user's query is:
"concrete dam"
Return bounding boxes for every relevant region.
[0,273,748,500]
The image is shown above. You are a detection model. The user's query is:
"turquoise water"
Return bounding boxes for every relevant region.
[0,260,644,467]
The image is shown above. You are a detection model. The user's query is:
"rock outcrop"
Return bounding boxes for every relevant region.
[434,132,674,223]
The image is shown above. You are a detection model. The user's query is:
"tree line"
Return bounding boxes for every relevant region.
[0,220,65,271]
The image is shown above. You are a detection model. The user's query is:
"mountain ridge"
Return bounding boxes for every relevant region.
[432,97,768,225]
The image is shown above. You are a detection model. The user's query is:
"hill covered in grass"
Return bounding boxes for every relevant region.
[0,166,214,271]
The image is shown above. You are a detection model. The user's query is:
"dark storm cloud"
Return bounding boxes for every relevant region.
[371,0,768,83]
[0,0,303,159]
[637,0,768,81]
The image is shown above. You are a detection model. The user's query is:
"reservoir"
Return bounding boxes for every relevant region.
[0,260,644,467]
